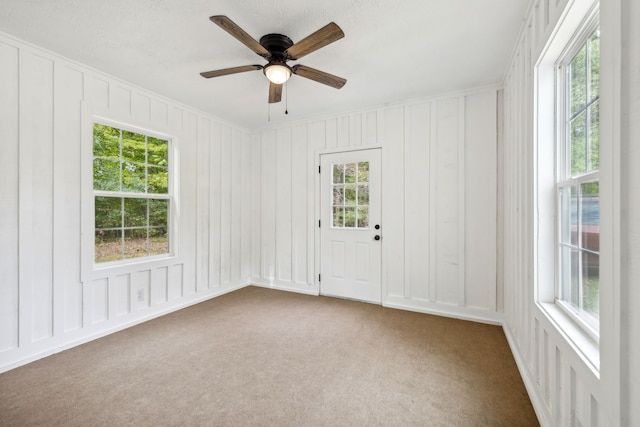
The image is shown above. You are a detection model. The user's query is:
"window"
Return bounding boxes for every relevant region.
[331,162,369,228]
[556,24,600,335]
[93,123,171,264]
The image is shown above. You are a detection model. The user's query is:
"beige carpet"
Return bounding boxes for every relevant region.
[0,286,538,426]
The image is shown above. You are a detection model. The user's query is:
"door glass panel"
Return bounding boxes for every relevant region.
[357,207,369,228]
[333,186,344,205]
[333,164,344,184]
[344,185,356,206]
[331,161,370,229]
[344,163,357,183]
[333,207,344,228]
[344,207,356,227]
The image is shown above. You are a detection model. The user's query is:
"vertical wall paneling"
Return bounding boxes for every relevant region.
[209,122,222,287]
[54,64,84,333]
[251,133,262,279]
[111,86,131,116]
[364,110,378,146]
[292,125,308,285]
[151,100,168,126]
[351,114,363,147]
[434,98,460,305]
[0,43,20,351]
[91,278,108,324]
[196,117,211,291]
[496,89,505,313]
[85,77,109,110]
[275,128,293,283]
[457,97,466,307]
[308,121,326,287]
[113,274,130,317]
[622,1,640,423]
[0,33,253,373]
[337,116,349,147]
[180,113,198,296]
[428,103,439,303]
[325,118,338,149]
[464,91,497,310]
[167,264,183,302]
[231,129,243,283]
[260,131,277,280]
[131,93,151,122]
[498,0,634,424]
[253,90,500,322]
[132,270,150,311]
[405,102,430,302]
[240,133,252,280]
[382,107,405,298]
[219,125,232,286]
[150,267,168,306]
[20,51,55,343]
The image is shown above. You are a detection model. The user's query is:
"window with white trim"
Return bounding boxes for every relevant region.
[556,20,600,336]
[331,162,370,228]
[93,123,172,264]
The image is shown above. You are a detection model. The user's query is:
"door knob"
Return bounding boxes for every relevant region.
[374,235,381,241]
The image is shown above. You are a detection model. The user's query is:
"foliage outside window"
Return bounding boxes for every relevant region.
[557,26,600,335]
[93,123,171,263]
[331,162,369,228]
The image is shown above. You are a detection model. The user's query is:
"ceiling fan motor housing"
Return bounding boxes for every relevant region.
[259,33,294,60]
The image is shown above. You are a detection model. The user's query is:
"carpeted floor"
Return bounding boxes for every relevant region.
[0,286,538,426]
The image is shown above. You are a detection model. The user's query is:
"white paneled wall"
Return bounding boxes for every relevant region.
[0,33,252,373]
[501,0,604,424]
[502,0,639,425]
[252,89,500,323]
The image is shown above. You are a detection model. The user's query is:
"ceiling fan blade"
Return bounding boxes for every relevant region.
[200,65,263,79]
[284,22,344,60]
[269,82,283,103]
[292,65,347,89]
[209,15,271,58]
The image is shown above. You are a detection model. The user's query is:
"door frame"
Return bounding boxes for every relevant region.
[314,146,383,299]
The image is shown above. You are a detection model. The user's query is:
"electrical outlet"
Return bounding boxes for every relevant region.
[136,289,145,302]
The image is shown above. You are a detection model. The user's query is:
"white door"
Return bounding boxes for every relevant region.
[320,149,382,303]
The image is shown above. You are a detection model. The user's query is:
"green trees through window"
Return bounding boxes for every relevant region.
[332,162,369,228]
[558,25,600,332]
[93,123,170,263]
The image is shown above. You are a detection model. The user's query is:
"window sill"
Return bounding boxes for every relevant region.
[82,253,179,283]
[537,302,600,376]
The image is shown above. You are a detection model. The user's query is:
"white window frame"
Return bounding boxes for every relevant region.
[81,106,178,282]
[555,18,601,340]
[534,0,600,370]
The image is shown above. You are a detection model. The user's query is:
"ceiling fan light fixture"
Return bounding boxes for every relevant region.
[264,62,291,84]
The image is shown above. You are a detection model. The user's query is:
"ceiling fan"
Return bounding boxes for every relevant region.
[200,15,347,104]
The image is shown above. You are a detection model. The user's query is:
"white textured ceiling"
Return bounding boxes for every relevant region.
[0,0,529,129]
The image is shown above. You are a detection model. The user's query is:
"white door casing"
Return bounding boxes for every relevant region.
[319,149,381,303]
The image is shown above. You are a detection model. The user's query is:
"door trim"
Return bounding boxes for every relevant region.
[314,146,383,300]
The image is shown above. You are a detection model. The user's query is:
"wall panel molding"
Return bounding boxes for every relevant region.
[0,32,253,373]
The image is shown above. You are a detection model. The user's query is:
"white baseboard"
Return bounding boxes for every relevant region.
[0,280,250,374]
[383,296,504,325]
[250,278,319,296]
[503,324,551,427]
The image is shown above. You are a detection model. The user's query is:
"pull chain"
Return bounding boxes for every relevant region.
[285,81,289,115]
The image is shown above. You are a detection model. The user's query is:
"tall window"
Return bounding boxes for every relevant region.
[93,123,171,264]
[557,25,600,335]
